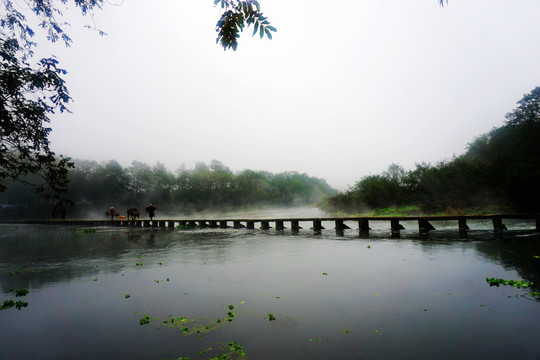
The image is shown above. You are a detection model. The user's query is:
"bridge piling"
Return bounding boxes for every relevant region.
[391,219,403,233]
[234,221,245,229]
[335,220,350,230]
[492,216,507,231]
[313,220,324,231]
[358,219,370,235]
[418,219,436,234]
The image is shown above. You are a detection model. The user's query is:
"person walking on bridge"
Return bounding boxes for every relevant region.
[108,207,116,221]
[145,204,156,221]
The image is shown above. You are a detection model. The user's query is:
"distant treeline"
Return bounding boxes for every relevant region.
[0,160,337,218]
[321,87,540,214]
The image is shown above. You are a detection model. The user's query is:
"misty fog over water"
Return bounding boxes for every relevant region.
[1,214,540,359]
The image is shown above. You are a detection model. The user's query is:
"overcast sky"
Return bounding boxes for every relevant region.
[43,0,540,190]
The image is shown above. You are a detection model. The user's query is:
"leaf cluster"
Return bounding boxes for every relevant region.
[1,1,106,215]
[486,277,533,288]
[215,0,276,51]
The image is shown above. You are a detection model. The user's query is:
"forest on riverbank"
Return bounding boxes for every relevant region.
[0,160,336,219]
[3,87,538,219]
[321,87,540,215]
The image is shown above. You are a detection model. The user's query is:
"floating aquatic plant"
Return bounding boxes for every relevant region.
[15,289,29,297]
[139,315,151,325]
[1,300,28,310]
[486,277,532,288]
[175,341,247,360]
[76,228,96,234]
[268,313,276,321]
[486,277,540,298]
[125,294,130,299]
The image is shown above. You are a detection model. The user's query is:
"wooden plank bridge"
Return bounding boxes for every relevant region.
[2,214,539,235]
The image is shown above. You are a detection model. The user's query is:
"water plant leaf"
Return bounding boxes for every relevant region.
[486,277,533,288]
[268,313,276,321]
[76,228,95,234]
[125,294,130,299]
[15,289,29,297]
[1,300,29,310]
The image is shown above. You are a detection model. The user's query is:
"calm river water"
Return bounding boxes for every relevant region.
[1,211,540,359]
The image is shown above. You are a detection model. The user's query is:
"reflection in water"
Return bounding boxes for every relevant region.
[0,224,540,360]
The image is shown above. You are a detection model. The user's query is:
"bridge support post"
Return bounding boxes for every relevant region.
[492,216,507,231]
[159,221,166,228]
[391,219,403,234]
[260,221,270,230]
[335,220,350,230]
[246,221,255,229]
[208,221,218,228]
[313,220,324,231]
[418,219,435,234]
[458,217,469,233]
[275,220,285,230]
[199,221,208,228]
[168,221,175,228]
[219,221,228,229]
[143,220,150,227]
[291,220,302,231]
[358,219,370,235]
[234,221,245,229]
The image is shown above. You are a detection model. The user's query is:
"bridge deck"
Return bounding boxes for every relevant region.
[1,214,539,233]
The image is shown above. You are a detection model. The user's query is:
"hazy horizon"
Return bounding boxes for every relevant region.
[38,0,540,190]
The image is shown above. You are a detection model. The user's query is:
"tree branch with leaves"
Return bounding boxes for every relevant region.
[0,0,276,218]
[215,0,276,51]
